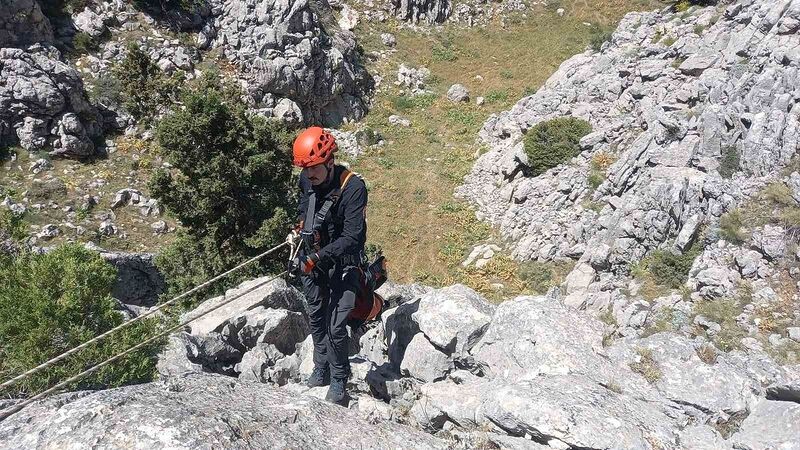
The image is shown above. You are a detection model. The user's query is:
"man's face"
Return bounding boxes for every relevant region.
[304,159,333,186]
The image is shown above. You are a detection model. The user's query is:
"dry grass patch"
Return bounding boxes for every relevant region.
[630,347,662,383]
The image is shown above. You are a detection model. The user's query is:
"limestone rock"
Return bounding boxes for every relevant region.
[411,284,494,354]
[183,277,305,336]
[400,333,452,382]
[0,375,448,449]
[447,84,470,103]
[0,46,101,157]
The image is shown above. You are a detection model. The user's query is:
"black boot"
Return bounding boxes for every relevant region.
[306,365,330,388]
[325,377,347,404]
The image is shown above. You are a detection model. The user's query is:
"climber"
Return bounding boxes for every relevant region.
[288,126,368,405]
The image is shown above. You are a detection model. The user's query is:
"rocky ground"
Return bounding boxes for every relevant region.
[2,0,800,448]
[1,276,798,449]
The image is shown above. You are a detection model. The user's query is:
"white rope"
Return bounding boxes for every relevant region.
[0,270,289,421]
[0,240,290,391]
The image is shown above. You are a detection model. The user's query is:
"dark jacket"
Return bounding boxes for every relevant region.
[297,164,367,264]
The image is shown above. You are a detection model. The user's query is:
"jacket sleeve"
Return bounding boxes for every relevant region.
[317,179,367,261]
[296,174,310,224]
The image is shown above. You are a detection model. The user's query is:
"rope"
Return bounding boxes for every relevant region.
[0,270,289,421]
[0,240,290,392]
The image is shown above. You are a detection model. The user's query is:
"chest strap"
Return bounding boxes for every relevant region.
[302,169,356,251]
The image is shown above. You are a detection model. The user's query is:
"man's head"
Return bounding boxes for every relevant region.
[292,127,337,186]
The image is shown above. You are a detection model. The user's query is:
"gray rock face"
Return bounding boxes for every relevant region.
[222,307,309,354]
[182,276,305,336]
[456,0,800,279]
[392,0,451,24]
[729,399,800,450]
[0,0,54,48]
[412,284,494,354]
[400,333,452,382]
[483,375,678,449]
[99,251,165,307]
[208,0,373,126]
[0,45,101,156]
[0,374,447,449]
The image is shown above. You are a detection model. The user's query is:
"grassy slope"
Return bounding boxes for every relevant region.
[349,0,663,298]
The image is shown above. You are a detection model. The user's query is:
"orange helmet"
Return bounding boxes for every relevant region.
[292,126,337,168]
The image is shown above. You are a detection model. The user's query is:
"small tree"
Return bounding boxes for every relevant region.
[149,77,295,302]
[112,44,183,126]
[0,244,161,398]
[523,117,592,177]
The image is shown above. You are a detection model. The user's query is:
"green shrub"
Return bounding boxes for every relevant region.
[485,89,510,104]
[763,182,796,207]
[589,27,613,52]
[0,244,161,397]
[645,245,700,289]
[113,44,184,126]
[149,76,294,304]
[90,73,124,106]
[72,32,97,55]
[523,117,592,177]
[719,146,740,179]
[662,36,677,47]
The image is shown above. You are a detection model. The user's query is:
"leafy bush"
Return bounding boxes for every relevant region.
[0,244,161,397]
[113,44,184,126]
[149,76,294,303]
[719,145,740,179]
[645,245,700,289]
[589,27,613,52]
[523,117,592,177]
[72,32,98,55]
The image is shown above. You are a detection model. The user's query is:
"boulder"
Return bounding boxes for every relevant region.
[392,0,451,24]
[182,277,305,336]
[99,251,165,307]
[0,375,447,449]
[0,0,53,47]
[383,299,421,372]
[411,284,494,354]
[221,307,309,355]
[729,399,800,450]
[606,333,760,419]
[446,84,470,103]
[483,375,678,449]
[209,0,373,126]
[400,333,452,382]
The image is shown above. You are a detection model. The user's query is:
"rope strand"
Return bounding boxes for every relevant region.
[0,240,289,391]
[0,270,289,421]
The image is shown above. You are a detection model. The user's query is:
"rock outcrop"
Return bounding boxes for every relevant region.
[0,0,54,48]
[0,374,447,449]
[458,1,800,270]
[0,45,102,157]
[206,0,374,126]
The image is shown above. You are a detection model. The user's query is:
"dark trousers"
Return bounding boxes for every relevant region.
[300,266,359,380]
